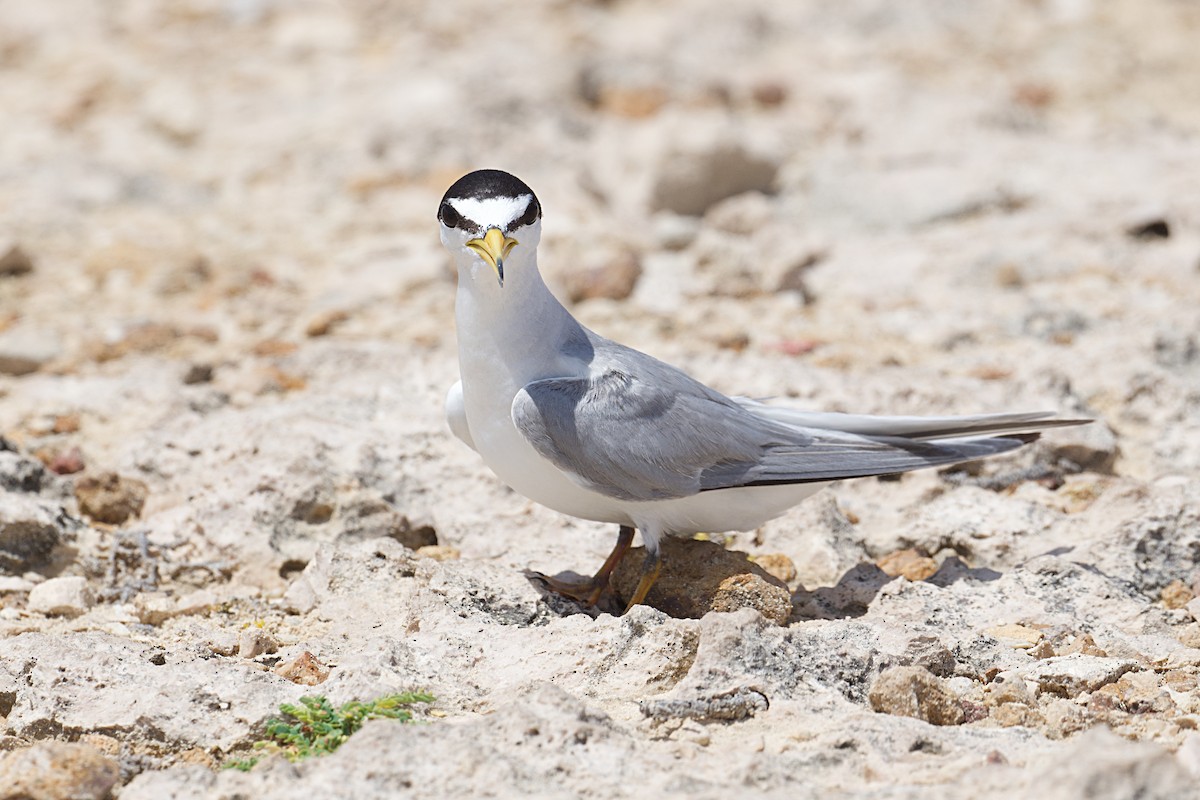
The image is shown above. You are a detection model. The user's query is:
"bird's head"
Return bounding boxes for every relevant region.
[438,169,542,289]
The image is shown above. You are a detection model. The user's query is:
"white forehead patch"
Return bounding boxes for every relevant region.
[447,194,533,229]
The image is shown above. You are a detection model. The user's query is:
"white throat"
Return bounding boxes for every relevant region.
[454,248,586,391]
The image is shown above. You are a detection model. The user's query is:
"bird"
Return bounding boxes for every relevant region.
[439,168,1087,614]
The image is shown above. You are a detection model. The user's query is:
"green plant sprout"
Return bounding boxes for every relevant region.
[225,692,435,771]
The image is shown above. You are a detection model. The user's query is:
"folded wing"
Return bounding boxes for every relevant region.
[511,368,1077,503]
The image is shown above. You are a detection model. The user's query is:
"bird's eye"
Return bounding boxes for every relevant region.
[514,199,540,229]
[440,204,462,229]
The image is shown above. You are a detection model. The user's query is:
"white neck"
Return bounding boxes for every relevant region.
[454,252,590,392]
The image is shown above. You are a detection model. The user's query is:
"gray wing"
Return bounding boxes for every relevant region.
[511,354,1048,502]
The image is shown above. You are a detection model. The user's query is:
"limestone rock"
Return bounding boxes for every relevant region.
[0,575,36,594]
[2,2,1200,797]
[1028,727,1194,798]
[611,538,791,623]
[0,741,119,800]
[984,671,1037,707]
[710,572,792,624]
[1160,578,1194,609]
[238,628,279,659]
[0,325,61,376]
[986,622,1045,650]
[0,450,47,493]
[27,576,92,618]
[751,552,797,584]
[74,472,148,525]
[876,548,939,581]
[273,651,331,686]
[1019,654,1138,698]
[1045,417,1120,473]
[868,665,965,726]
[206,629,239,657]
[0,494,67,572]
[1,632,292,750]
[135,589,218,625]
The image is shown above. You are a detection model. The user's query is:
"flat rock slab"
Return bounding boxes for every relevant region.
[1,633,297,750]
[1019,654,1140,698]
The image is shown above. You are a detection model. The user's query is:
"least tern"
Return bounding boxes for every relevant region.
[440,169,1086,613]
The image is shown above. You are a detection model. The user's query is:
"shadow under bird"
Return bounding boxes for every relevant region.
[439,169,1087,613]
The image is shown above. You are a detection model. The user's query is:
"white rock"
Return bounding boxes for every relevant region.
[0,325,61,375]
[0,575,35,593]
[134,589,217,625]
[986,622,1045,650]
[1186,596,1200,624]
[2,632,291,749]
[206,629,240,657]
[28,576,93,618]
[238,628,278,659]
[1177,731,1200,779]
[281,574,317,614]
[1018,654,1138,697]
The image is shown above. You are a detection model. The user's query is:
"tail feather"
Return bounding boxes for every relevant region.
[734,399,1090,441]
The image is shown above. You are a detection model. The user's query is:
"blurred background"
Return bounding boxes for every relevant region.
[1,0,1198,569]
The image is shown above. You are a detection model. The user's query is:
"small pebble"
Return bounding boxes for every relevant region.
[0,325,62,376]
[868,665,964,726]
[74,471,149,524]
[751,553,797,584]
[876,549,939,581]
[0,242,35,276]
[1162,579,1194,610]
[182,363,214,385]
[238,627,279,659]
[986,623,1044,650]
[274,651,331,685]
[28,576,93,618]
[207,630,240,657]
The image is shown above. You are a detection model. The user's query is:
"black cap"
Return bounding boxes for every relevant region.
[441,169,537,204]
[439,170,542,233]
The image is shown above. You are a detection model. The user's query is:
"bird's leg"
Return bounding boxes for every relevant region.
[537,525,634,606]
[584,525,635,605]
[622,547,664,614]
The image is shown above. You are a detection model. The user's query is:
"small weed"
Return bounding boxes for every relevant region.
[224,692,435,771]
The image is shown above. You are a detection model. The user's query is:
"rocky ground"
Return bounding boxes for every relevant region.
[2,0,1200,797]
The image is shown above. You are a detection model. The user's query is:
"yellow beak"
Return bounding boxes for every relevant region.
[466,227,518,287]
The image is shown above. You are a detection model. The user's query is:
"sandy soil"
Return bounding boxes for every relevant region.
[2,1,1200,798]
